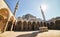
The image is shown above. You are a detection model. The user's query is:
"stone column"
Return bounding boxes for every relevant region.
[3,18,10,32]
[21,21,23,31]
[11,21,14,31]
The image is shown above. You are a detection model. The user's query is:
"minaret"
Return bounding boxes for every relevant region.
[40,6,46,22]
[13,1,19,16]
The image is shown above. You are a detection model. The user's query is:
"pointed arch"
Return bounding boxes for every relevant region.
[0,8,9,32]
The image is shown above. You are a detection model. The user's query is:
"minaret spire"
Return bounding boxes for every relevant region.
[40,6,46,21]
[13,0,19,16]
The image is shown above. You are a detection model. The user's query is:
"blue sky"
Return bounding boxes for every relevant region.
[5,0,60,20]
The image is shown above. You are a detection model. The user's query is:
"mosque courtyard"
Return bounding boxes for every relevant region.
[0,30,60,37]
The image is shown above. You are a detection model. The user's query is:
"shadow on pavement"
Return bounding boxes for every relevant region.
[16,32,39,37]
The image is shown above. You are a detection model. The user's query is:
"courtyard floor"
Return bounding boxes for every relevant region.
[0,30,60,37]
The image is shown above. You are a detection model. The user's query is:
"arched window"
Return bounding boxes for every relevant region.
[23,21,28,31]
[32,21,36,30]
[16,21,22,31]
[28,21,32,30]
[36,21,40,30]
[55,20,60,30]
[50,22,55,29]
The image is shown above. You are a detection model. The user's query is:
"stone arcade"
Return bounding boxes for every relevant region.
[0,0,16,32]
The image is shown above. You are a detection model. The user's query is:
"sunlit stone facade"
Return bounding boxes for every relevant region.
[0,0,16,32]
